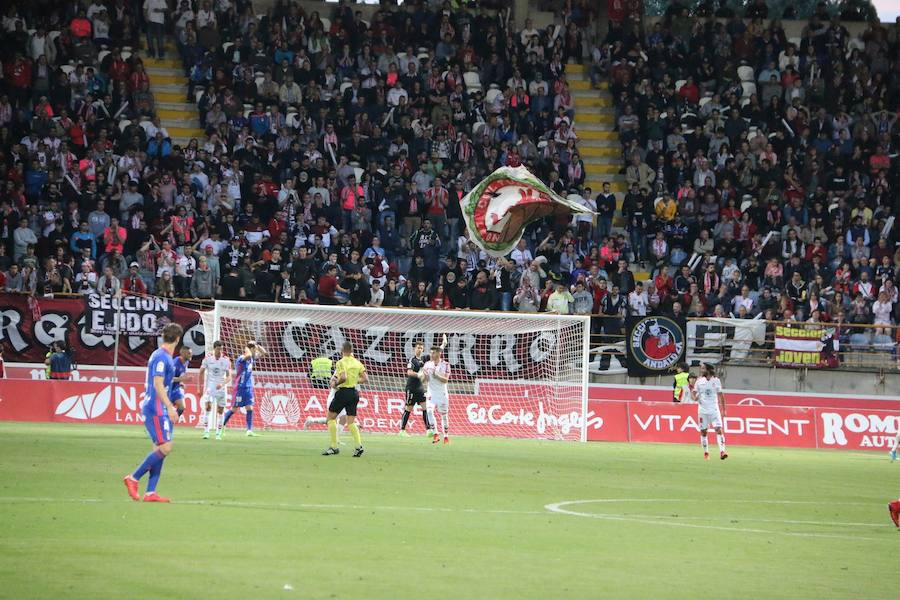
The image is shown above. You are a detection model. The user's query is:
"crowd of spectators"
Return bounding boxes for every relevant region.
[0,0,897,348]
[596,4,899,340]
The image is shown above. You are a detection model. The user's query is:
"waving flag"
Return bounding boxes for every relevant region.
[459,166,593,257]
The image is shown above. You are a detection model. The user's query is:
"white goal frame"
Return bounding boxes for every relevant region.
[209,300,592,442]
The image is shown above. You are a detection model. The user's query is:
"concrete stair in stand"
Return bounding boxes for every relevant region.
[143,40,204,147]
[568,63,649,282]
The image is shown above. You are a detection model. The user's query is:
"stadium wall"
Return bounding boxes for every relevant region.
[2,376,897,451]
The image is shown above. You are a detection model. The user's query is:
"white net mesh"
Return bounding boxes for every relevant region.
[200,302,590,441]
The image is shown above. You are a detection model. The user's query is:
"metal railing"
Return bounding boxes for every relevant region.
[586,316,899,372]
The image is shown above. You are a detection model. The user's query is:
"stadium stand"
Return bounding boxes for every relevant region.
[0,0,897,364]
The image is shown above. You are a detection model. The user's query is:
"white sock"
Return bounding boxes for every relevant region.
[717,433,726,452]
[893,433,900,450]
[701,435,709,453]
[441,413,449,437]
[200,407,208,429]
[426,408,435,431]
[309,417,327,425]
[216,412,224,432]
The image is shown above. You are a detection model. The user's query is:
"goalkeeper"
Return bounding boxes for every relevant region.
[399,337,443,437]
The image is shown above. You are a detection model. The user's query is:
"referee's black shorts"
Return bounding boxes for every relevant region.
[329,387,360,416]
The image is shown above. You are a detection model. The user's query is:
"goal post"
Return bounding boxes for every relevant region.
[200,301,591,441]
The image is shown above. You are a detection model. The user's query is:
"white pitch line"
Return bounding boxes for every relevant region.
[0,496,545,516]
[0,496,889,539]
[574,512,886,529]
[568,498,876,506]
[544,500,887,541]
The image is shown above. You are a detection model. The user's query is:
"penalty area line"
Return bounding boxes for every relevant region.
[544,500,887,541]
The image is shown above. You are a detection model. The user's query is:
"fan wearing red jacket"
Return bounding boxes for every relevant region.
[102,218,128,254]
[122,262,148,295]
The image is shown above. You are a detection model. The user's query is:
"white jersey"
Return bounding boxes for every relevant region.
[424,359,450,403]
[695,376,722,413]
[202,354,231,393]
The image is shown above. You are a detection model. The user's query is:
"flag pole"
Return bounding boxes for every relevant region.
[112,291,122,382]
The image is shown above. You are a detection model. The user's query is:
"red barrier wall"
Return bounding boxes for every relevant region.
[2,379,898,451]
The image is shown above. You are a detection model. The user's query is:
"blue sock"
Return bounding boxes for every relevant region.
[223,410,234,425]
[132,449,164,480]
[146,457,165,493]
[246,410,253,431]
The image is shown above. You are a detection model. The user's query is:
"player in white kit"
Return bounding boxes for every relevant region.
[422,345,451,445]
[693,363,728,460]
[199,341,231,439]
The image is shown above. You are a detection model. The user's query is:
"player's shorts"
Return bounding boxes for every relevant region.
[698,410,722,430]
[170,389,185,405]
[144,413,173,445]
[329,387,360,417]
[233,388,254,408]
[203,388,228,407]
[430,393,449,412]
[405,388,426,406]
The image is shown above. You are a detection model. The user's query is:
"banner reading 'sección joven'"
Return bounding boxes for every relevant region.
[1,378,897,452]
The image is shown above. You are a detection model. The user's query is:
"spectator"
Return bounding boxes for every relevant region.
[13,218,37,262]
[122,262,148,295]
[190,255,216,299]
[96,266,121,296]
[367,278,385,307]
[572,281,593,315]
[74,262,98,295]
[547,282,574,314]
[628,282,649,316]
[514,275,540,312]
[143,0,168,58]
[48,342,73,380]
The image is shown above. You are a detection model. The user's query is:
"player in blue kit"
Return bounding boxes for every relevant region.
[123,323,183,503]
[222,340,266,437]
[169,347,192,417]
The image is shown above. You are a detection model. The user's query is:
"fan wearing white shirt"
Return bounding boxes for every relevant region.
[731,285,755,315]
[509,239,533,271]
[693,363,728,460]
[367,279,384,306]
[628,282,649,316]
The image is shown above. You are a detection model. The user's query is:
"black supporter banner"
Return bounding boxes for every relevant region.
[85,294,175,337]
[625,315,686,377]
[0,294,203,367]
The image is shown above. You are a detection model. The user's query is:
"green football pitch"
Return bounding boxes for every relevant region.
[0,422,896,599]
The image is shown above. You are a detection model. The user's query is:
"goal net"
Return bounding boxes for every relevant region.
[199,301,591,441]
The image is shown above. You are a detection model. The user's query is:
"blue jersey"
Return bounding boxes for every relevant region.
[142,348,176,417]
[234,355,253,392]
[169,358,187,400]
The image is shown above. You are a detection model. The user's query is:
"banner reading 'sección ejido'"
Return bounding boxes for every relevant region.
[85,294,174,337]
[0,293,202,366]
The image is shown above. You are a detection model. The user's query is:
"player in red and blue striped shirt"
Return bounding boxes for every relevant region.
[123,323,183,503]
